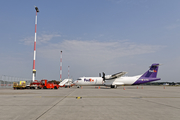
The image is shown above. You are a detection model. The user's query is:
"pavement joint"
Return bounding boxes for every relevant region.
[35,89,76,120]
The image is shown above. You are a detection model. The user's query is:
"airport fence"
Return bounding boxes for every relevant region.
[0,75,31,88]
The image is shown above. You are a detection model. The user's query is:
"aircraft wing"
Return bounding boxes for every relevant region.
[105,72,127,80]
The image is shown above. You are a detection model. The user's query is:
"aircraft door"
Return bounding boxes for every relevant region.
[95,79,97,84]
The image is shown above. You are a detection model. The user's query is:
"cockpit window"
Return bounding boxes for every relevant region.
[77,79,82,81]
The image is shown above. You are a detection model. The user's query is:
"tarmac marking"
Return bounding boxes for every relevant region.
[41,96,180,99]
[76,97,82,99]
[35,89,76,120]
[1,95,180,99]
[141,98,180,110]
[0,92,37,95]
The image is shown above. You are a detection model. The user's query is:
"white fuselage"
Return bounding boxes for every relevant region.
[73,77,104,86]
[104,75,141,86]
[74,75,142,86]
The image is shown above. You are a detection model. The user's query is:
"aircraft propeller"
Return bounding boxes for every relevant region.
[102,72,105,81]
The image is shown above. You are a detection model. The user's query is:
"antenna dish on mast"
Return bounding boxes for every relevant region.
[34,6,39,12]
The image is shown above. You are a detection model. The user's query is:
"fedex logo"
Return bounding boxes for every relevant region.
[84,78,94,82]
[149,70,157,72]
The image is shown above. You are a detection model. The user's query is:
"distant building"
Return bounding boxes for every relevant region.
[163,83,169,86]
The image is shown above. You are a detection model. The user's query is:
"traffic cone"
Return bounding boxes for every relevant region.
[81,86,83,89]
[137,86,138,89]
[98,86,100,89]
[141,86,143,89]
[123,87,125,90]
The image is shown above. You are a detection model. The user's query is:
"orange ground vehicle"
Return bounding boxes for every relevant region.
[30,79,59,89]
[39,80,59,89]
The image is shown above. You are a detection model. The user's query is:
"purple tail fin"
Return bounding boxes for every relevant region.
[140,63,159,78]
[132,63,160,85]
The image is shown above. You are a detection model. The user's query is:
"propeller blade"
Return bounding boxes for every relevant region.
[102,72,105,81]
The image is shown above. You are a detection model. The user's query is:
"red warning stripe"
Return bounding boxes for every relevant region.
[34,41,36,50]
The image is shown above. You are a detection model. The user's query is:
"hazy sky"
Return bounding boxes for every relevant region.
[0,0,180,82]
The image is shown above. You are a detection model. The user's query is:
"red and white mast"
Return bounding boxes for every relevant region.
[60,51,63,82]
[32,6,39,81]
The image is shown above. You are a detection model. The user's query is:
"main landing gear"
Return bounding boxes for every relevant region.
[111,85,117,89]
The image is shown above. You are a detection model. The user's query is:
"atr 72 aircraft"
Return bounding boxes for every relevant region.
[73,63,161,88]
